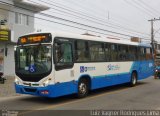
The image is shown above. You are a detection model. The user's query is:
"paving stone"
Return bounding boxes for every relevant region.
[0,76,21,97]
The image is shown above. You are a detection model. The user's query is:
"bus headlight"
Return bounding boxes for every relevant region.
[15,78,19,85]
[43,79,50,87]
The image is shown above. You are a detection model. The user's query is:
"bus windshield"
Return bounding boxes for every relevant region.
[15,45,52,81]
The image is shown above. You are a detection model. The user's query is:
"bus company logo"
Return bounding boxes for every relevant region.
[80,66,96,73]
[107,64,120,71]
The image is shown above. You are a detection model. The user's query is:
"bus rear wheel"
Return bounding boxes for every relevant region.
[77,79,89,98]
[130,72,137,87]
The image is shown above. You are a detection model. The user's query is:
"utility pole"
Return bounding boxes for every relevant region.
[148,18,160,55]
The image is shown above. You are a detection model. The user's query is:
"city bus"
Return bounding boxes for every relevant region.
[14,31,154,98]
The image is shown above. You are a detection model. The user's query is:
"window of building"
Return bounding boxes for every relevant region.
[89,42,105,61]
[23,14,29,25]
[15,13,29,25]
[15,12,22,24]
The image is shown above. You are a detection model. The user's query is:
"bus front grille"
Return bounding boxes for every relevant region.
[24,88,37,93]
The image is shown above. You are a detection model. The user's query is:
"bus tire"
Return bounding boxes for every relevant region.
[130,72,137,87]
[77,78,89,98]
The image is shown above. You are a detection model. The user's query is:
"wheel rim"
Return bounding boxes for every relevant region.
[79,83,87,95]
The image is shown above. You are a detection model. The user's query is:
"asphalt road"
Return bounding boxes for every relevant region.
[0,77,160,116]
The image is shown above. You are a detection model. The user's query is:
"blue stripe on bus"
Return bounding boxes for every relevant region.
[91,72,129,89]
[15,60,154,98]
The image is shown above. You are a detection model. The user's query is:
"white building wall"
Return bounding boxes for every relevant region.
[0,9,8,21]
[3,45,15,76]
[0,3,34,76]
[0,5,10,24]
[0,44,15,76]
[11,7,35,42]
[0,0,49,76]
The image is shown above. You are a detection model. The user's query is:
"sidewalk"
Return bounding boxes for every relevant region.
[0,76,21,97]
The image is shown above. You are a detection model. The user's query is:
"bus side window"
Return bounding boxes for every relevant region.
[139,47,146,60]
[105,43,110,62]
[128,46,136,61]
[75,40,90,62]
[118,44,128,61]
[110,44,118,61]
[89,42,105,62]
[146,47,152,60]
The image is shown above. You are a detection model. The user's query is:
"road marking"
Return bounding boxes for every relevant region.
[19,86,136,116]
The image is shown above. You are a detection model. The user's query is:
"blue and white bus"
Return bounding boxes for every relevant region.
[14,31,154,98]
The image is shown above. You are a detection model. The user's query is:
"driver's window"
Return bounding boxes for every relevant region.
[55,42,73,64]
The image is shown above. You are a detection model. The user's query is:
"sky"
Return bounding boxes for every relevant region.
[28,0,160,43]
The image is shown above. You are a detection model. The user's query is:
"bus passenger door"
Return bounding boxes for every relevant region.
[53,38,76,96]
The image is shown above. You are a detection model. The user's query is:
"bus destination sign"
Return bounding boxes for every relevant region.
[18,33,52,44]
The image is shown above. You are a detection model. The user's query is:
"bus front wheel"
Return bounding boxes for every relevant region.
[77,78,89,98]
[130,72,137,87]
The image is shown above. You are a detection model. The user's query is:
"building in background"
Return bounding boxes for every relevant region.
[154,41,160,53]
[154,41,160,63]
[0,0,49,76]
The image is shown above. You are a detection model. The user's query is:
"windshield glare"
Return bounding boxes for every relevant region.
[16,45,52,75]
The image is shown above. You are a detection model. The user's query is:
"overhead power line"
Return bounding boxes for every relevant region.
[0,6,126,39]
[63,0,160,40]
[132,0,159,16]
[139,0,160,15]
[0,0,151,41]
[67,0,146,27]
[35,0,151,38]
[0,5,133,40]
[35,22,134,40]
[124,0,155,17]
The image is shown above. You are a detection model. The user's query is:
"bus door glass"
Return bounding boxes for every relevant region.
[54,39,73,69]
[54,38,74,83]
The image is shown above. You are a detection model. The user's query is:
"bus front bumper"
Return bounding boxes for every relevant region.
[15,82,77,98]
[15,83,54,97]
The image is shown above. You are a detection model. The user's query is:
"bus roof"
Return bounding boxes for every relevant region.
[21,31,151,47]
